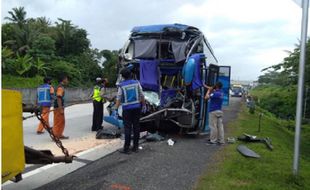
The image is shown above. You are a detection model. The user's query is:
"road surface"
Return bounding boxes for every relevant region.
[34,97,242,190]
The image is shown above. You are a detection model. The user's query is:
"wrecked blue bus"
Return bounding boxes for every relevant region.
[106,24,231,133]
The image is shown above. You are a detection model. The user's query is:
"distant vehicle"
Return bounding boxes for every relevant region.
[106,24,231,132]
[231,85,243,97]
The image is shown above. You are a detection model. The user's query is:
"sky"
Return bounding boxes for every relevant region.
[1,0,305,81]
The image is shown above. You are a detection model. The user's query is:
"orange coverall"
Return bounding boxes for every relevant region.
[52,86,66,138]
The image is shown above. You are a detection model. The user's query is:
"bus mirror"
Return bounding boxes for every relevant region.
[124,53,132,61]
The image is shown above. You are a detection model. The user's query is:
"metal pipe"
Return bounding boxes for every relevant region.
[293,0,309,176]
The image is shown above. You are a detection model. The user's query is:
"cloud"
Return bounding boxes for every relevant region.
[1,0,304,80]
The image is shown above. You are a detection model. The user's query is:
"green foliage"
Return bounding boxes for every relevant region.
[32,58,50,76]
[2,6,113,87]
[15,53,33,76]
[68,29,90,55]
[257,39,310,118]
[65,49,103,86]
[4,7,27,29]
[28,34,56,61]
[101,49,119,87]
[49,60,82,86]
[251,85,297,119]
[1,47,14,69]
[2,75,43,88]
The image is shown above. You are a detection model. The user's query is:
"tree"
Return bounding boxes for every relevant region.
[257,39,310,119]
[4,7,27,29]
[101,50,118,86]
[36,17,51,32]
[68,29,90,55]
[54,18,76,56]
[49,60,82,86]
[1,7,117,88]
[65,49,103,85]
[29,34,56,61]
[3,7,39,55]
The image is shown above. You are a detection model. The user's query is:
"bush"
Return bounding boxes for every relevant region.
[49,60,82,86]
[251,85,297,119]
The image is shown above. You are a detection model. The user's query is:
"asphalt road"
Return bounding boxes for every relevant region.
[36,97,242,190]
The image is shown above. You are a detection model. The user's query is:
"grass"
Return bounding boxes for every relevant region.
[195,104,310,190]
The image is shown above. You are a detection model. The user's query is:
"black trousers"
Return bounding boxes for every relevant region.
[123,108,141,150]
[92,100,103,131]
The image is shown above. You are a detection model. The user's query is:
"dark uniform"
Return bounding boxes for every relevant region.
[91,79,105,131]
[117,79,144,152]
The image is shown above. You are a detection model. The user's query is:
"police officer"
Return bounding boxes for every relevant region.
[91,77,106,131]
[115,68,146,154]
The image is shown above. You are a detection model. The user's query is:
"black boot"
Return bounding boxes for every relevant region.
[119,147,130,154]
[132,145,139,153]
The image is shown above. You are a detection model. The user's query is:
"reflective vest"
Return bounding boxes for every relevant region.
[54,85,65,108]
[120,80,141,110]
[37,84,52,107]
[92,85,103,102]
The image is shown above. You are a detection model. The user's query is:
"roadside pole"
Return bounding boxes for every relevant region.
[303,86,309,119]
[293,0,309,176]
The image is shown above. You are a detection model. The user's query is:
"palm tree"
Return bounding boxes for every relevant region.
[5,7,27,29]
[3,7,37,54]
[29,17,52,33]
[11,24,39,54]
[54,18,76,56]
[37,17,51,27]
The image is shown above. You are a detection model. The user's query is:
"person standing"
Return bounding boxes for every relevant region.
[36,77,54,134]
[205,82,225,145]
[115,68,146,154]
[91,77,105,131]
[53,74,69,139]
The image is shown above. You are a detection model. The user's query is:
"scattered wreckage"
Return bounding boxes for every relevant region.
[236,133,273,158]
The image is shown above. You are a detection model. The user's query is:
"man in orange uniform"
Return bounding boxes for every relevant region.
[53,75,69,139]
[36,77,54,134]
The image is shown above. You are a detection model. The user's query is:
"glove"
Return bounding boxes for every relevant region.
[141,105,147,114]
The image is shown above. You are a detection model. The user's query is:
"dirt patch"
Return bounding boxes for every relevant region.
[30,134,120,156]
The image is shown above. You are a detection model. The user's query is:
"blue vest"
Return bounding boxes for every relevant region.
[120,80,141,110]
[37,84,52,107]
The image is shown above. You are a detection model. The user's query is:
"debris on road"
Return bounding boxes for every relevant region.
[145,132,165,142]
[96,128,121,139]
[227,137,236,144]
[167,139,175,146]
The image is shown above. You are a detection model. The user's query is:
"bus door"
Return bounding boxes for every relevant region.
[218,66,231,106]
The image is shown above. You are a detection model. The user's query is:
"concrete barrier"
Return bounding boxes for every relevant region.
[7,88,117,105]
